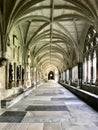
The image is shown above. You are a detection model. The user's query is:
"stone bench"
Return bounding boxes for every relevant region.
[1,87,34,108]
[1,98,12,108]
[1,92,23,108]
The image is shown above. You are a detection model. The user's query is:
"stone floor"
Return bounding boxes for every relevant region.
[0,83,98,130]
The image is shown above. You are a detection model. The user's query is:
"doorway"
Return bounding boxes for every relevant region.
[48,71,54,80]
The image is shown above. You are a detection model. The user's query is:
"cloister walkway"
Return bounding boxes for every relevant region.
[0,83,98,130]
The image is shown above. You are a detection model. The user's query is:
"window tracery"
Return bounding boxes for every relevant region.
[83,26,98,84]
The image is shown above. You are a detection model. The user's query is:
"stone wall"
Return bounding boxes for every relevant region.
[60,82,98,111]
[0,66,14,99]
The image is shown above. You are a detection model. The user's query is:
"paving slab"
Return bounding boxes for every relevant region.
[0,82,98,130]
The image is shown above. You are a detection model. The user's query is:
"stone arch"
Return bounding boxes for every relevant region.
[48,71,54,80]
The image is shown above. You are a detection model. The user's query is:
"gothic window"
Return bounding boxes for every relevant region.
[9,63,13,83]
[17,66,20,82]
[22,67,24,82]
[83,25,97,84]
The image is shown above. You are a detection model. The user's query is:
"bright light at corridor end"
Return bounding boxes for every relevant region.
[41,64,59,83]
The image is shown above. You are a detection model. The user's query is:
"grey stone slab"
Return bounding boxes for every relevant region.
[31,100,65,105]
[44,123,62,130]
[35,92,64,96]
[2,123,44,130]
[0,111,26,122]
[25,105,68,111]
[26,111,69,117]
[22,116,65,123]
[51,97,78,101]
[0,123,8,129]
[61,124,98,130]
[94,122,98,127]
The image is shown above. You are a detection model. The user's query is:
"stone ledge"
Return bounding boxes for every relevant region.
[81,84,98,95]
[1,86,35,108]
[60,82,98,111]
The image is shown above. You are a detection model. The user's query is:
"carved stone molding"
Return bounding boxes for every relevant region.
[0,58,8,67]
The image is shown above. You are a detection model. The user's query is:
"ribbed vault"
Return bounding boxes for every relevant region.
[0,0,98,75]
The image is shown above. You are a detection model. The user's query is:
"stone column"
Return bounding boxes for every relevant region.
[77,62,83,88]
[5,62,9,89]
[9,63,13,89]
[59,72,61,82]
[88,54,91,83]
[96,48,98,86]
[90,52,94,84]
[23,63,27,89]
[22,67,24,86]
[36,70,37,87]
[32,67,36,85]
[83,57,87,83]
[26,64,31,88]
[39,72,41,83]
[86,55,89,83]
[65,71,66,82]
[16,65,20,87]
[14,63,16,87]
[61,72,63,81]
[30,68,33,85]
[69,68,72,85]
[66,70,69,83]
[19,65,22,86]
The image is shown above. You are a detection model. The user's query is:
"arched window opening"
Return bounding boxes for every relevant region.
[83,25,97,85]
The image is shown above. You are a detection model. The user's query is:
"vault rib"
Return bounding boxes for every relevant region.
[50,0,54,64]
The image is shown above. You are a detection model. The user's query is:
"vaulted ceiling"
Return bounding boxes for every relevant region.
[0,0,98,72]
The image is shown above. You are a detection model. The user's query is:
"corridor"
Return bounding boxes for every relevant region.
[0,83,98,130]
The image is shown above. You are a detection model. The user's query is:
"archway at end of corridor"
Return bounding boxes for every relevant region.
[48,71,54,80]
[41,64,59,83]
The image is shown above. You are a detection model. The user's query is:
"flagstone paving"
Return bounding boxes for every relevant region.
[0,83,98,130]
